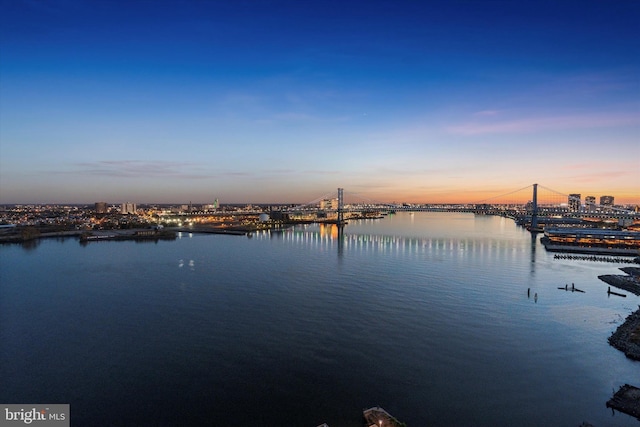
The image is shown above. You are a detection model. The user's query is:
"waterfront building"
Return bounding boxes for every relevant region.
[203,199,219,211]
[319,198,339,210]
[585,196,596,212]
[95,202,108,214]
[568,194,581,211]
[600,195,615,206]
[541,227,640,255]
[121,203,137,214]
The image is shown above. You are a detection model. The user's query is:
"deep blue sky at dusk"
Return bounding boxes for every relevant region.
[1,0,638,204]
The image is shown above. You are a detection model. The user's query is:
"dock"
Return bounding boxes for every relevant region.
[607,384,640,420]
[363,407,406,427]
[80,229,177,242]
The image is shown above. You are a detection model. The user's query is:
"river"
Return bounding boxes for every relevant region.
[0,212,637,426]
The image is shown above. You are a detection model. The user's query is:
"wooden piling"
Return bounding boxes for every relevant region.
[608,286,627,297]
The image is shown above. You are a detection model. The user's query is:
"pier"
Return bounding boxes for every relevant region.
[79,229,177,242]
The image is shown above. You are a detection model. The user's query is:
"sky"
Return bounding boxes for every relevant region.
[1,0,639,205]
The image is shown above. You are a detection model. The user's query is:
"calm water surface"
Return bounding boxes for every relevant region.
[1,213,638,426]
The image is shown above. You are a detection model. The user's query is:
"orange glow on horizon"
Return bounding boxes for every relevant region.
[362,188,640,206]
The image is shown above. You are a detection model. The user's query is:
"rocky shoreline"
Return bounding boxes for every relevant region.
[597,266,640,422]
[598,267,640,360]
[608,307,640,361]
[607,384,640,419]
[601,268,640,361]
[598,267,640,297]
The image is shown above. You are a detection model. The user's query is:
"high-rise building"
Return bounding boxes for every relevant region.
[585,196,596,212]
[95,202,108,214]
[121,203,137,214]
[568,194,581,211]
[600,195,614,206]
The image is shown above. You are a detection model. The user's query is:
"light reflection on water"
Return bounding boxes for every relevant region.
[0,212,637,427]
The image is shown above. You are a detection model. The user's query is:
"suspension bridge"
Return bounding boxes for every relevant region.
[278,184,638,230]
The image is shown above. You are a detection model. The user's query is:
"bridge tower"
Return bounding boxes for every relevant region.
[531,183,538,230]
[337,188,344,225]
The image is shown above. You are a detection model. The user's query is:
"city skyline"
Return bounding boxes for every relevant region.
[0,187,635,209]
[1,0,639,205]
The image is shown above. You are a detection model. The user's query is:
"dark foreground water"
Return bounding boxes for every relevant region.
[1,213,638,427]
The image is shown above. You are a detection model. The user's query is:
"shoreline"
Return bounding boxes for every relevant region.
[0,230,85,243]
[608,307,640,361]
[602,268,640,360]
[0,223,304,244]
[80,229,178,242]
[599,267,640,420]
[598,267,640,297]
[607,384,640,420]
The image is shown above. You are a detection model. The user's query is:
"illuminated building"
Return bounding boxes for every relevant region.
[542,227,640,255]
[600,195,614,206]
[319,198,338,210]
[568,194,581,211]
[121,203,137,214]
[585,196,596,212]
